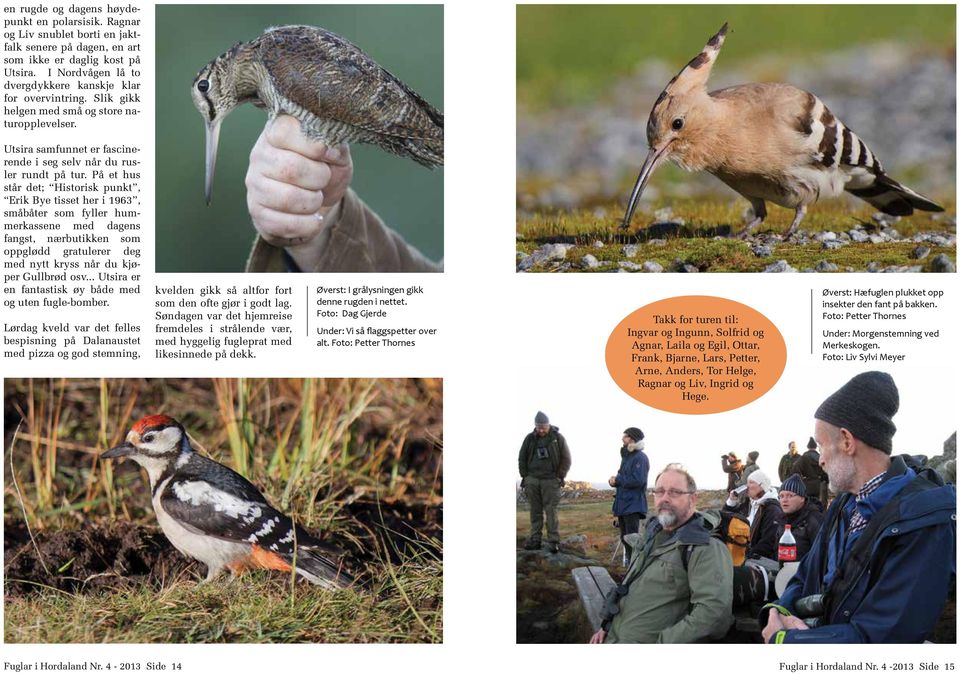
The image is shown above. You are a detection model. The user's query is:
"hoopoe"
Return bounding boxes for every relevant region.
[102,414,352,589]
[620,23,944,237]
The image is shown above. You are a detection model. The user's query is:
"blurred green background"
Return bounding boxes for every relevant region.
[517,5,956,110]
[156,5,444,272]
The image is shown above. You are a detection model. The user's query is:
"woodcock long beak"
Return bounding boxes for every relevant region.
[204,119,222,205]
[621,142,672,230]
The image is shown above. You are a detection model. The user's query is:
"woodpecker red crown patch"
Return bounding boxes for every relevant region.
[132,414,179,434]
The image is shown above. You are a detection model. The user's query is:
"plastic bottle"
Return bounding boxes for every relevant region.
[778,524,797,562]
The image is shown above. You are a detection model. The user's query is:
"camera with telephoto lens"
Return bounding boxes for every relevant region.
[794,593,825,628]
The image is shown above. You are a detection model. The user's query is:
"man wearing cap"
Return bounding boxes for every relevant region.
[794,436,829,507]
[721,452,744,492]
[778,442,800,483]
[761,371,956,644]
[779,474,824,560]
[518,411,572,553]
[591,464,733,643]
[609,427,650,560]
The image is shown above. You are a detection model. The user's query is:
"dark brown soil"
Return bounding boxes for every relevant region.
[4,519,191,597]
[4,494,441,598]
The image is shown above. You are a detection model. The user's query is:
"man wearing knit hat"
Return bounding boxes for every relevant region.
[762,371,956,644]
[778,474,824,560]
[609,427,649,560]
[518,411,572,553]
[793,436,829,506]
[738,451,761,487]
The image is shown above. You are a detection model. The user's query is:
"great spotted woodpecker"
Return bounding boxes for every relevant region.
[102,414,352,589]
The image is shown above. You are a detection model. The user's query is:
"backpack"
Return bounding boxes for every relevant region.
[683,509,750,568]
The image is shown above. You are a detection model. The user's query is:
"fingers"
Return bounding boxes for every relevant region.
[264,115,352,167]
[250,143,332,192]
[247,174,325,216]
[247,200,325,247]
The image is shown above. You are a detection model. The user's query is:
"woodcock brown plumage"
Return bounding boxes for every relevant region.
[191,25,444,203]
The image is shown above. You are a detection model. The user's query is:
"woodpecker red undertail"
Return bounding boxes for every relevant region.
[103,414,352,589]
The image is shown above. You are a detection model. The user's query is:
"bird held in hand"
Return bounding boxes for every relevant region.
[620,23,943,237]
[102,414,352,589]
[191,24,444,203]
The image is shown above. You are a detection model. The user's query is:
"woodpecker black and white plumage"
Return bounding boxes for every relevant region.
[621,22,944,237]
[102,414,352,589]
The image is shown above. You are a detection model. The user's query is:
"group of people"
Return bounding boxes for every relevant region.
[519,372,956,644]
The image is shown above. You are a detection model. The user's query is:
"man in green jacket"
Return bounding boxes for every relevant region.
[591,464,734,643]
[518,411,572,554]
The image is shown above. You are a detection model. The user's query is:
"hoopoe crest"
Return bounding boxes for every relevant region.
[621,23,944,237]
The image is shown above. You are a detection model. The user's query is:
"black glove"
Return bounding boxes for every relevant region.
[559,478,566,487]
[520,478,526,488]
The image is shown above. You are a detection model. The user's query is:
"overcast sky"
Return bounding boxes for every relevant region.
[513,363,956,490]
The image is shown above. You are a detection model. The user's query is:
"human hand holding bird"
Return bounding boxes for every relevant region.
[246,114,353,266]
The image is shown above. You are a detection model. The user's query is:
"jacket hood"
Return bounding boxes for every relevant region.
[623,441,644,453]
[752,488,780,505]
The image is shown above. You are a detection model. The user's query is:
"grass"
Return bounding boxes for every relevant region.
[4,378,442,643]
[5,555,441,643]
[517,5,956,110]
[517,196,956,272]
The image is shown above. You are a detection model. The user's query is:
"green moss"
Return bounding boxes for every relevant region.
[517,196,955,272]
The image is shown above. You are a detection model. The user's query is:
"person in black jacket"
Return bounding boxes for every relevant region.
[778,441,800,483]
[778,474,824,560]
[794,437,829,506]
[724,469,783,561]
[518,411,572,553]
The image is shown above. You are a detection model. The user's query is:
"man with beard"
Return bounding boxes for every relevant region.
[519,411,572,554]
[591,464,733,643]
[761,372,956,644]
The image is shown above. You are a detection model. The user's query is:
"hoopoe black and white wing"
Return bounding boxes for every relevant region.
[803,92,944,216]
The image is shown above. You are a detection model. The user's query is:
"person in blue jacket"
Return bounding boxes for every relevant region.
[761,371,956,644]
[608,427,650,560]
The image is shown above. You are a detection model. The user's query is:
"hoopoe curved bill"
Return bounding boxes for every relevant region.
[620,22,944,237]
[102,414,352,589]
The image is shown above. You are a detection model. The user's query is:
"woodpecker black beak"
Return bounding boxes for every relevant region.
[102,441,135,459]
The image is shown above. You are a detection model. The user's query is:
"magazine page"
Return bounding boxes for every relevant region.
[2,0,446,667]
[513,1,958,665]
[0,0,956,672]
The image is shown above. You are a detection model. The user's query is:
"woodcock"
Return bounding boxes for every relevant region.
[621,23,944,237]
[191,25,444,203]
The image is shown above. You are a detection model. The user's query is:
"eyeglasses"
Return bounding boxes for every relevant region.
[652,488,694,498]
